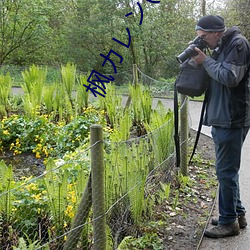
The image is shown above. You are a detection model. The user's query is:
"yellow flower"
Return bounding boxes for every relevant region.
[26,183,37,191]
[32,193,42,201]
[100,110,106,115]
[21,176,32,181]
[65,205,74,218]
[71,195,76,204]
[12,207,17,212]
[36,152,41,158]
[14,149,21,155]
[3,130,9,135]
[42,147,49,157]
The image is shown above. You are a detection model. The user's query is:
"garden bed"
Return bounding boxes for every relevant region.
[0,129,217,250]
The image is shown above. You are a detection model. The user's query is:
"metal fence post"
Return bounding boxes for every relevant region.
[91,124,106,250]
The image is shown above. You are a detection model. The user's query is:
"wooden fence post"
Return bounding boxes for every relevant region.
[180,94,188,176]
[133,64,138,85]
[91,124,106,250]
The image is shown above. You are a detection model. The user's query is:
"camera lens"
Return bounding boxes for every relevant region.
[176,44,198,63]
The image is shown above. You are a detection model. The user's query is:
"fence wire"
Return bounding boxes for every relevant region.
[137,67,175,96]
[0,67,192,249]
[0,117,189,249]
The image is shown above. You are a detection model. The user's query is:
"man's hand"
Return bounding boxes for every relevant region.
[192,47,207,64]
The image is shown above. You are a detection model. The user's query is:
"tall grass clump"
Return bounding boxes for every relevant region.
[21,65,47,118]
[98,82,123,129]
[43,84,56,114]
[0,73,12,117]
[76,74,90,115]
[129,83,153,135]
[0,161,15,247]
[145,100,175,164]
[61,63,76,103]
[0,161,14,222]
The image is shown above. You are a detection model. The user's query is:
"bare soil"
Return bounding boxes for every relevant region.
[159,130,217,250]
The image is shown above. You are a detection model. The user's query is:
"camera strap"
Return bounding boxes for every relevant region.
[174,82,181,168]
[174,85,208,168]
[189,91,208,164]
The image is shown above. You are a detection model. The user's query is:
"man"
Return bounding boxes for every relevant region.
[192,15,250,238]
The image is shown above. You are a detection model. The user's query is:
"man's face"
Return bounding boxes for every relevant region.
[196,30,222,49]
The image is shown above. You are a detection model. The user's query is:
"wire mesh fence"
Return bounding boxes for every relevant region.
[0,64,191,249]
[0,118,188,249]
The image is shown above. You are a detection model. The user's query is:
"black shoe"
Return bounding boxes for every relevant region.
[211,214,247,229]
[204,222,240,238]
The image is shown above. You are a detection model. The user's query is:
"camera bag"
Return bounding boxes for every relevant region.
[174,58,210,168]
[175,58,209,97]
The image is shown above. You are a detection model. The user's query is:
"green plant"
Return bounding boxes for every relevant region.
[60,63,76,103]
[0,73,12,117]
[0,161,17,248]
[43,84,56,114]
[13,233,49,250]
[0,161,15,222]
[145,100,174,163]
[99,82,123,128]
[0,107,103,158]
[109,109,132,141]
[129,83,153,129]
[43,157,90,226]
[52,83,66,121]
[0,65,24,86]
[12,176,49,241]
[43,159,69,224]
[117,233,163,250]
[21,65,47,118]
[51,80,74,122]
[105,136,153,233]
[157,182,171,203]
[172,190,180,210]
[178,173,191,189]
[76,74,90,114]
[0,115,57,157]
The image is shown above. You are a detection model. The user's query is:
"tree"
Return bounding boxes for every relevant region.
[0,0,51,65]
[220,0,250,39]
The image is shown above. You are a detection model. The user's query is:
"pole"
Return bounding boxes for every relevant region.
[91,124,106,250]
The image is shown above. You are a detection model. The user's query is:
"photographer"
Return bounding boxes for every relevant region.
[192,15,250,238]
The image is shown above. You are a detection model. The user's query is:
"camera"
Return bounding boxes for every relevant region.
[176,36,208,64]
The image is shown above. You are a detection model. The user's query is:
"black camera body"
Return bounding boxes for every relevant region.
[176,36,208,63]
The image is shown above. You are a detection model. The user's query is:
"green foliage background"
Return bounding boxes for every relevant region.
[0,0,248,82]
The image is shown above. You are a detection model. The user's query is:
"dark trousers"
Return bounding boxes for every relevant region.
[211,126,249,225]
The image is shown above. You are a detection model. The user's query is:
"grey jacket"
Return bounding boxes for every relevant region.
[203,26,250,128]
